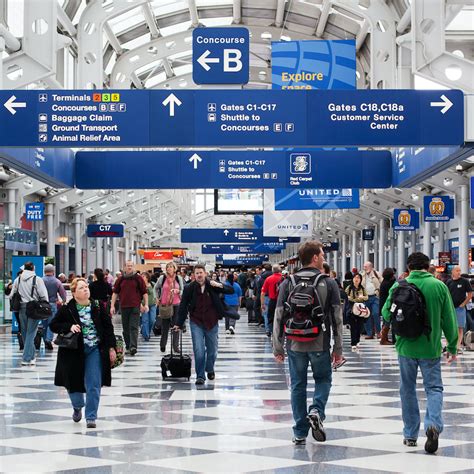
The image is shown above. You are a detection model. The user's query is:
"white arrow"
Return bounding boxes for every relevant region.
[197,50,220,71]
[162,93,182,117]
[223,229,229,236]
[430,94,453,114]
[189,153,202,170]
[4,95,26,115]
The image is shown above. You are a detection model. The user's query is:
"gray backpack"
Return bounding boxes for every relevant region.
[463,331,474,351]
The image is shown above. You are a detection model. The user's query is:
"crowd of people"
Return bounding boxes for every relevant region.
[6,245,472,452]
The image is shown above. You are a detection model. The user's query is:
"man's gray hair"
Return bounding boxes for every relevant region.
[272,264,281,273]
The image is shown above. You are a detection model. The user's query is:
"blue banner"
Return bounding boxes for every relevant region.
[274,188,359,210]
[25,203,44,221]
[423,196,454,222]
[393,209,420,231]
[202,243,284,254]
[182,228,299,244]
[86,224,124,238]
[272,40,356,90]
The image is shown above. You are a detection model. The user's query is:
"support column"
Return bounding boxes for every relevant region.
[125,233,130,261]
[112,238,119,273]
[46,202,55,258]
[423,221,432,259]
[363,227,370,265]
[373,226,378,271]
[459,184,469,273]
[341,234,348,277]
[7,188,16,227]
[333,239,339,277]
[388,230,395,269]
[74,213,82,276]
[379,218,386,271]
[64,228,70,275]
[104,238,111,271]
[96,238,103,269]
[410,230,417,255]
[397,232,406,275]
[437,222,445,252]
[351,230,357,271]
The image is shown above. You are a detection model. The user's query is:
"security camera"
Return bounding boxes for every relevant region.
[455,164,463,172]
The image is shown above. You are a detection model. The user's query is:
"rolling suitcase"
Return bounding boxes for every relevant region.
[161,332,191,381]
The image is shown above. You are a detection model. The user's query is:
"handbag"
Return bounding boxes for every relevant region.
[54,307,81,349]
[11,278,22,312]
[111,335,125,369]
[26,277,52,320]
[159,278,176,319]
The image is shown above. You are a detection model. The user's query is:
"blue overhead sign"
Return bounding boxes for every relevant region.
[217,257,266,266]
[25,203,44,221]
[75,150,391,189]
[87,224,124,238]
[423,196,454,222]
[393,209,420,231]
[202,244,284,255]
[362,229,375,241]
[274,188,359,210]
[193,27,249,85]
[0,89,464,147]
[471,177,474,209]
[182,228,299,244]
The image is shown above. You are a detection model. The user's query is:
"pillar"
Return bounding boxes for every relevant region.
[437,222,445,253]
[410,230,417,255]
[351,230,357,271]
[341,234,348,277]
[7,188,16,227]
[388,230,395,269]
[64,228,69,275]
[363,227,370,265]
[423,221,432,259]
[378,218,386,271]
[397,231,406,275]
[459,184,469,273]
[112,238,119,273]
[333,239,339,277]
[74,213,82,276]
[46,202,55,258]
[96,238,103,269]
[125,232,131,261]
[104,238,111,271]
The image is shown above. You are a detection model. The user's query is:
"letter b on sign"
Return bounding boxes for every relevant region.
[223,49,242,72]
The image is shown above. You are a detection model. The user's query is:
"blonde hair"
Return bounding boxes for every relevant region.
[70,277,88,294]
[166,262,177,273]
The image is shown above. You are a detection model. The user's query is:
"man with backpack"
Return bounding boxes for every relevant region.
[110,261,148,356]
[273,241,343,445]
[382,252,458,454]
[261,264,283,337]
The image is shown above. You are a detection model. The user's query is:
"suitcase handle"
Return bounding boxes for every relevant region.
[170,328,184,358]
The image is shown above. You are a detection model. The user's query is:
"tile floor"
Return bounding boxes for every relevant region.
[0,318,473,473]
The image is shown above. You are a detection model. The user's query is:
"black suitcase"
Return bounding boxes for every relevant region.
[160,332,191,381]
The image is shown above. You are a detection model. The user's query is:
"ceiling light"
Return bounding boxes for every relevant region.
[59,195,68,203]
[127,191,135,198]
[410,193,419,201]
[85,206,93,213]
[117,209,123,215]
[99,201,107,208]
[75,189,84,196]
[443,177,453,186]
[23,179,33,190]
[455,164,463,171]
[105,215,111,221]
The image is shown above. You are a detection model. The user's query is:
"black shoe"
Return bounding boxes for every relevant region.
[45,341,54,351]
[72,408,82,423]
[266,332,271,338]
[34,334,41,350]
[207,372,215,380]
[195,378,205,385]
[292,437,306,446]
[425,426,439,454]
[307,411,326,442]
[403,438,417,447]
[160,346,166,353]
[130,348,137,356]
[17,333,24,351]
[86,420,96,429]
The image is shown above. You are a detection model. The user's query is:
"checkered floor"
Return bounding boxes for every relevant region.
[1,316,473,474]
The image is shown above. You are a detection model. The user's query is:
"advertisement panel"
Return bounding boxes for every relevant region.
[393,209,420,231]
[423,196,454,222]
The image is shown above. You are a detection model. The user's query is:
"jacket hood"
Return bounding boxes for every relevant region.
[20,270,36,281]
[407,270,433,279]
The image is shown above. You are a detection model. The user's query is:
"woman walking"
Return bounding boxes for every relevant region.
[345,273,369,351]
[140,273,157,342]
[379,267,397,345]
[50,278,117,428]
[224,272,242,335]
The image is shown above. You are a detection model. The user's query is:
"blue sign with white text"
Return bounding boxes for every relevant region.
[87,224,124,238]
[193,27,249,85]
[202,244,283,255]
[275,188,359,210]
[393,209,420,231]
[423,196,454,222]
[182,228,299,244]
[25,203,44,221]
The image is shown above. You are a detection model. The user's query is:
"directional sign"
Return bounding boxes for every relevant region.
[275,188,359,210]
[322,242,339,252]
[202,244,284,255]
[193,28,249,85]
[0,89,464,148]
[76,150,392,189]
[423,196,454,222]
[87,224,124,238]
[25,203,44,221]
[216,257,265,266]
[182,228,300,244]
[393,209,419,231]
[362,229,375,241]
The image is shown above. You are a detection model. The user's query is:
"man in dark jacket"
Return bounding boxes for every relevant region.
[173,265,234,385]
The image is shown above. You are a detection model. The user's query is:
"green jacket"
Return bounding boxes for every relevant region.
[382,270,458,359]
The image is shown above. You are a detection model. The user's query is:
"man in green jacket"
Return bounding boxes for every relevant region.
[382,252,458,454]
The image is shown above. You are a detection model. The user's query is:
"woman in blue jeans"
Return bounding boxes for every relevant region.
[223,273,242,335]
[50,278,117,428]
[140,273,157,341]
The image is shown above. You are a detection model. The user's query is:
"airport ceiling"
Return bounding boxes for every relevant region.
[1,0,473,244]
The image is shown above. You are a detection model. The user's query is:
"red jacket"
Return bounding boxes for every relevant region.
[113,273,146,308]
[262,273,283,300]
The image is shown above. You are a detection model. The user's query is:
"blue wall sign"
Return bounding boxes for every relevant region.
[75,150,391,189]
[362,229,375,240]
[0,89,464,148]
[272,40,356,90]
[216,257,265,266]
[275,188,359,210]
[322,242,339,252]
[393,209,420,231]
[423,196,454,222]
[182,228,299,244]
[202,244,283,255]
[25,203,44,221]
[193,27,249,85]
[86,224,124,238]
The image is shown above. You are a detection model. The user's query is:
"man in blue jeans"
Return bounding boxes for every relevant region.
[382,252,458,453]
[174,265,234,385]
[361,261,382,339]
[273,241,343,445]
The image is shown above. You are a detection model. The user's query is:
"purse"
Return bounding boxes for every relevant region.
[159,278,176,319]
[10,278,22,312]
[111,335,125,369]
[54,307,81,349]
[26,277,52,320]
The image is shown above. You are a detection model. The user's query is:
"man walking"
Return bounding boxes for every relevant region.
[273,241,343,445]
[111,261,148,356]
[261,264,283,337]
[382,252,458,453]
[445,265,472,353]
[361,261,382,339]
[258,263,273,337]
[42,264,67,350]
[173,265,233,385]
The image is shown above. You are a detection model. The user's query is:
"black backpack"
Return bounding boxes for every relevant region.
[280,270,330,342]
[389,280,431,339]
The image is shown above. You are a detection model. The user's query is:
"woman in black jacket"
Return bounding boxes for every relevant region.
[88,268,112,309]
[50,277,117,428]
[379,267,396,345]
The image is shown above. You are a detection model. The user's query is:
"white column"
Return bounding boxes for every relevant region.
[388,230,395,269]
[341,234,348,277]
[112,238,119,273]
[437,222,445,252]
[363,227,370,264]
[351,230,357,270]
[125,232,131,261]
[373,226,378,271]
[64,231,70,275]
[423,221,432,258]
[397,232,406,275]
[410,230,417,255]
[74,213,82,276]
[104,238,111,271]
[379,218,386,271]
[333,239,339,277]
[7,188,16,227]
[46,202,55,258]
[96,238,103,269]
[459,184,469,273]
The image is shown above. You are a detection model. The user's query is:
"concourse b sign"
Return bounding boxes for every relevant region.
[0,89,464,147]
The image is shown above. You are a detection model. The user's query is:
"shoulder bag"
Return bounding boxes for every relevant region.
[26,277,53,320]
[10,278,22,312]
[54,308,80,349]
[159,278,175,319]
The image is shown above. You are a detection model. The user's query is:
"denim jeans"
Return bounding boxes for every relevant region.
[141,304,156,340]
[69,344,102,421]
[190,321,219,380]
[287,349,332,438]
[263,296,271,333]
[18,303,40,363]
[398,355,444,440]
[225,305,239,330]
[364,295,381,336]
[42,303,58,343]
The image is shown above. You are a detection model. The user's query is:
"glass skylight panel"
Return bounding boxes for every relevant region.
[196,0,232,6]
[414,75,448,90]
[200,17,233,26]
[7,0,24,37]
[160,21,192,36]
[108,9,145,35]
[121,35,152,50]
[446,9,474,30]
[151,0,188,17]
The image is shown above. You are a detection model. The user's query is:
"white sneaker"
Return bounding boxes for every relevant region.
[29,359,36,366]
[356,342,361,348]
[225,329,231,335]
[229,326,235,335]
[351,346,357,351]
[21,360,29,366]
